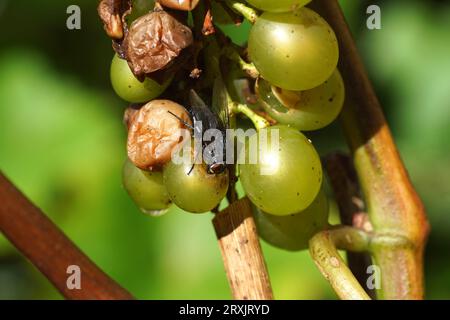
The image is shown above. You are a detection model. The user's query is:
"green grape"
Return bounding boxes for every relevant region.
[239,125,322,216]
[253,188,329,251]
[257,70,345,131]
[246,0,311,13]
[122,158,172,216]
[163,155,229,214]
[248,8,339,91]
[110,54,171,103]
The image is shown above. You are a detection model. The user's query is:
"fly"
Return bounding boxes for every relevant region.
[167,80,230,175]
[189,89,228,175]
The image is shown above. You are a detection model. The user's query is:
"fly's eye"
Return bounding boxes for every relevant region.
[208,163,225,175]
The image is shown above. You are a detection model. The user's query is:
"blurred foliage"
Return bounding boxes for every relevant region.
[0,0,449,299]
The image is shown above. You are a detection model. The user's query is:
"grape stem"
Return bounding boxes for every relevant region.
[324,153,376,299]
[231,102,270,131]
[0,172,134,300]
[223,0,258,24]
[309,226,371,300]
[312,0,429,299]
[221,46,260,79]
[213,198,273,300]
[194,6,273,299]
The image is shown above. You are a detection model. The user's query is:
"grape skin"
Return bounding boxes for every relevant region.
[239,125,323,216]
[258,70,345,131]
[163,160,229,214]
[254,188,329,251]
[110,54,171,103]
[122,159,172,216]
[248,8,339,91]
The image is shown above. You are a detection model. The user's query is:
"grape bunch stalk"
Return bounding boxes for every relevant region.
[97,0,428,300]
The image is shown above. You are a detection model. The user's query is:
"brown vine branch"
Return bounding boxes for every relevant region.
[213,198,273,300]
[312,0,429,299]
[0,172,134,300]
[324,152,376,299]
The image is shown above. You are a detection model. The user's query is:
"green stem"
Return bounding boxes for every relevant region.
[232,102,270,130]
[309,226,371,300]
[222,46,259,79]
[312,0,429,299]
[224,0,258,24]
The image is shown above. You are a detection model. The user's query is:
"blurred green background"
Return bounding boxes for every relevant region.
[0,0,449,299]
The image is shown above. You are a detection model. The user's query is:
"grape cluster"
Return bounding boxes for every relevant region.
[99,0,343,252]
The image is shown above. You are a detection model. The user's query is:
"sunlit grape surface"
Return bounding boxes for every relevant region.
[240,126,323,215]
[248,8,339,91]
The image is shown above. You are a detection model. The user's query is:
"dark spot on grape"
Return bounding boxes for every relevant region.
[312,167,315,170]
[128,85,132,88]
[286,55,290,58]
[328,97,334,103]
[296,192,300,196]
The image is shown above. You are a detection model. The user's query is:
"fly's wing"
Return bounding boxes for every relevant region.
[189,89,221,130]
[189,89,209,112]
[212,77,230,129]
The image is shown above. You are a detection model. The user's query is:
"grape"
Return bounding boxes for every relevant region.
[122,158,172,216]
[239,125,322,215]
[110,54,171,103]
[257,70,345,131]
[248,8,339,91]
[163,152,229,213]
[253,188,329,251]
[246,0,311,13]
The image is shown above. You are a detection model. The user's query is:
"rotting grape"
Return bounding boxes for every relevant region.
[253,188,329,251]
[248,7,339,91]
[127,100,192,171]
[257,70,345,131]
[122,158,172,216]
[110,54,171,103]
[239,125,322,215]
